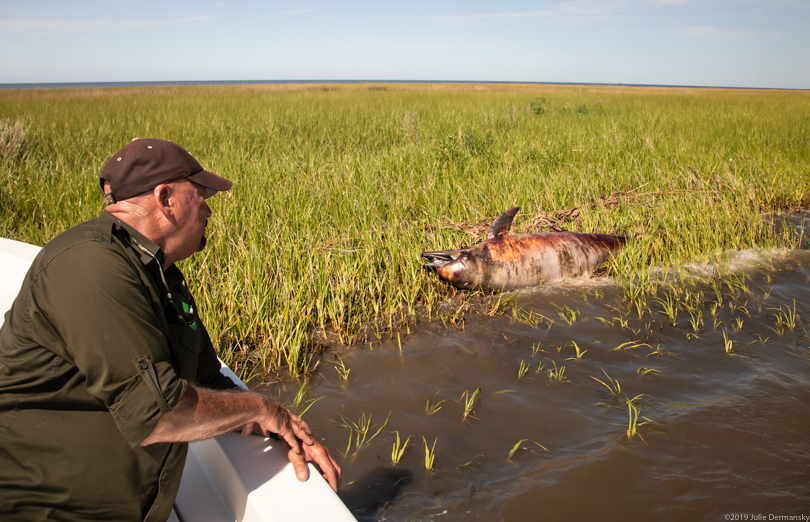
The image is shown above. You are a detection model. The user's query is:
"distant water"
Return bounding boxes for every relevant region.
[0,80,775,91]
[0,80,362,90]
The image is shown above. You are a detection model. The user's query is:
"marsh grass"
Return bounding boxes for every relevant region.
[625,394,647,440]
[460,388,481,422]
[425,398,446,416]
[0,118,30,163]
[555,305,578,325]
[2,83,808,375]
[614,341,650,351]
[547,361,568,383]
[287,381,323,418]
[592,368,621,401]
[517,359,531,379]
[647,344,671,357]
[390,431,411,466]
[689,309,705,335]
[732,316,745,332]
[770,299,800,330]
[654,292,679,326]
[339,411,391,458]
[422,436,438,474]
[564,341,588,361]
[723,330,735,355]
[512,307,549,328]
[331,355,351,387]
[507,438,548,461]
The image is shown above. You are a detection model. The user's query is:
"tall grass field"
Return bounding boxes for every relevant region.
[1,83,808,377]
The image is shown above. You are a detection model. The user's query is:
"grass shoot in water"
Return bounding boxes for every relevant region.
[547,361,568,383]
[331,355,351,387]
[390,431,412,466]
[339,411,391,458]
[507,439,548,461]
[287,381,323,418]
[422,436,438,474]
[564,341,588,361]
[460,388,481,422]
[425,398,446,416]
[517,360,530,379]
[592,368,622,401]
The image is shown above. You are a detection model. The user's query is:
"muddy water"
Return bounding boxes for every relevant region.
[258,222,810,521]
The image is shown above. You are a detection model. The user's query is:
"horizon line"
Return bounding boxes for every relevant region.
[0,79,804,92]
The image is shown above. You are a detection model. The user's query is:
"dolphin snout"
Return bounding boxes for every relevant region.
[421,251,454,269]
[422,249,467,269]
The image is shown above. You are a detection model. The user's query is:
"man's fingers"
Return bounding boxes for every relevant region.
[289,412,314,444]
[279,427,302,454]
[292,422,313,446]
[289,412,313,435]
[305,442,341,492]
[285,442,341,492]
[287,446,309,482]
[319,451,341,492]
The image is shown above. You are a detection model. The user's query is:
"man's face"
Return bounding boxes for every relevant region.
[171,180,212,260]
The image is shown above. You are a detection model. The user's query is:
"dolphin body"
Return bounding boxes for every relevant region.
[422,207,626,291]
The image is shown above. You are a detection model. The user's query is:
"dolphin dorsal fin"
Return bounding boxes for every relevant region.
[488,207,520,239]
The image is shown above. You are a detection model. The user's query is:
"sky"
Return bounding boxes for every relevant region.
[0,0,808,89]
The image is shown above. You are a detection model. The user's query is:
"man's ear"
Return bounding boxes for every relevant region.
[153,184,173,217]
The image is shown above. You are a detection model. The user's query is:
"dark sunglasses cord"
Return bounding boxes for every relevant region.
[129,237,196,326]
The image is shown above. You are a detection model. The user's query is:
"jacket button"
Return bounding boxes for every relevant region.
[139,361,148,370]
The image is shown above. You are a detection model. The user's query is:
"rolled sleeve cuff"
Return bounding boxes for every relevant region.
[109,356,189,447]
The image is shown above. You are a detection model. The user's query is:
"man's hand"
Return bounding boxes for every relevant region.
[240,420,341,492]
[247,401,313,454]
[286,439,341,492]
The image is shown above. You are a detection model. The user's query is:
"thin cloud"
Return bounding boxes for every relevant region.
[682,26,762,39]
[771,0,810,8]
[0,15,219,35]
[386,0,690,26]
[252,9,316,20]
[604,25,766,39]
[279,9,315,16]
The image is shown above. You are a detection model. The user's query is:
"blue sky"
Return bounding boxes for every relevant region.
[1,0,808,88]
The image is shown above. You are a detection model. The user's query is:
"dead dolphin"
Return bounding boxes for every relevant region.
[422,207,626,291]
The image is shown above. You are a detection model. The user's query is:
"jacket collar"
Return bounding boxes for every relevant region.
[98,210,168,268]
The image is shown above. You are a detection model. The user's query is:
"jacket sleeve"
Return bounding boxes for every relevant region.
[29,240,188,447]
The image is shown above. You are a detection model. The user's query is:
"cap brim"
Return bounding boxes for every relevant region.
[187,170,233,199]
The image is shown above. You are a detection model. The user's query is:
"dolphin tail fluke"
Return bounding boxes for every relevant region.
[487,207,520,240]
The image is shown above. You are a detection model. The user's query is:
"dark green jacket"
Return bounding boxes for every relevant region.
[0,211,236,521]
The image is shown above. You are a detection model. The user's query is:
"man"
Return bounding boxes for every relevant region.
[0,138,340,521]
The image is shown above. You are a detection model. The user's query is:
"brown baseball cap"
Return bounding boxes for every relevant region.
[99,138,232,203]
